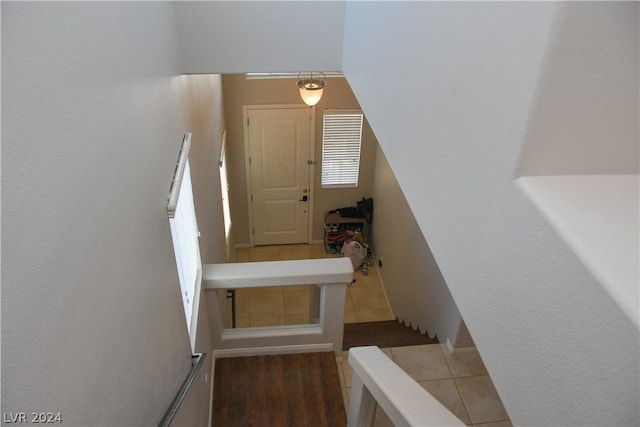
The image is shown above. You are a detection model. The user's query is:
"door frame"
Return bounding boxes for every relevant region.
[242,104,316,247]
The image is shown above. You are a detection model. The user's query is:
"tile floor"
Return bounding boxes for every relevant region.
[338,344,512,427]
[233,243,394,327]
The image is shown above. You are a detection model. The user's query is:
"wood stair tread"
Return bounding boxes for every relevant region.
[343,320,439,350]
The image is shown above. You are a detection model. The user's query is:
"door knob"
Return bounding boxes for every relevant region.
[299,195,308,202]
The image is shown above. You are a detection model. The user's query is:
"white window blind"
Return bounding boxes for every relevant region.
[167,133,201,351]
[321,112,363,188]
[218,130,233,260]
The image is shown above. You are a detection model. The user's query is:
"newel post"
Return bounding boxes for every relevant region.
[347,374,377,427]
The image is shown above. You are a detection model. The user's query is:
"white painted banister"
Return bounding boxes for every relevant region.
[203,258,353,357]
[347,346,465,427]
[203,258,353,288]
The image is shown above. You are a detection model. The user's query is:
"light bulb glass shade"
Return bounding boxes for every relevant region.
[297,74,326,106]
[298,86,324,106]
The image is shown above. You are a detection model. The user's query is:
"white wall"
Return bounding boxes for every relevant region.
[2,3,220,425]
[343,2,638,426]
[517,2,639,176]
[371,145,472,348]
[174,1,345,74]
[179,74,228,426]
[183,74,228,264]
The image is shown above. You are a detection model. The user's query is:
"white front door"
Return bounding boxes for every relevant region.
[245,106,314,246]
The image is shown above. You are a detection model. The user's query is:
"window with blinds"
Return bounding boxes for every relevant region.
[321,112,363,188]
[167,133,201,353]
[169,159,199,333]
[218,131,232,260]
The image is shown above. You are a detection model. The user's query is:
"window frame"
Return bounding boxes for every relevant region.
[167,133,202,354]
[218,130,233,260]
[321,110,364,188]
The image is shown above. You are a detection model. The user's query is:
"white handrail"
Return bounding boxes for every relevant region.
[203,258,353,289]
[347,346,465,427]
[202,258,353,357]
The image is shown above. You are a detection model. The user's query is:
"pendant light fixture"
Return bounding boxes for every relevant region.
[297,72,326,106]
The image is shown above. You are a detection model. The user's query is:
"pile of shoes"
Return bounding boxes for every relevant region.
[324,223,344,254]
[363,247,374,276]
[324,198,374,263]
[324,221,365,254]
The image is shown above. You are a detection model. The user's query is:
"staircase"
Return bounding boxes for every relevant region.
[343,320,439,350]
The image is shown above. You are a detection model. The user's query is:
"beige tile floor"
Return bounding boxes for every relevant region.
[233,243,394,327]
[338,344,512,427]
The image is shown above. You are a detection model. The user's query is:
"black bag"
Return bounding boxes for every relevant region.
[357,198,373,223]
[330,197,373,222]
[331,206,360,217]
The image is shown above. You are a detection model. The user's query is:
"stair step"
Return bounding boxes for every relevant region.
[343,320,439,350]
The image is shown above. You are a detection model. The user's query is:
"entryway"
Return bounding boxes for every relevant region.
[243,105,315,246]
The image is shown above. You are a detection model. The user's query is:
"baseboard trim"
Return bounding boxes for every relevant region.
[212,343,334,359]
[445,338,477,355]
[371,255,395,320]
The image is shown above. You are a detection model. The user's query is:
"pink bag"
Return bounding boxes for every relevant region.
[341,239,367,269]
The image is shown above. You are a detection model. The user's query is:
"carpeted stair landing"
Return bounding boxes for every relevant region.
[343,320,439,351]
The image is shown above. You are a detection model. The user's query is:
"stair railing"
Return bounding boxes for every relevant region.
[202,257,353,357]
[158,352,207,427]
[347,346,465,427]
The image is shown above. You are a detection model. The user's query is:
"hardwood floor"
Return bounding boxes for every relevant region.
[212,352,346,427]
